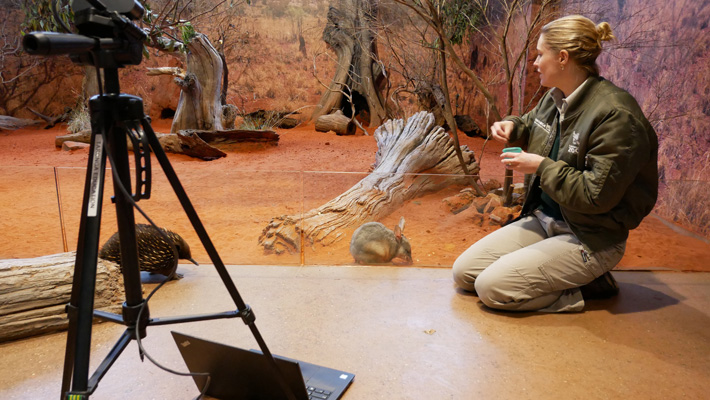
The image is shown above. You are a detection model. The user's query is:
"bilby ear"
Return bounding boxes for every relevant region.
[394,217,405,241]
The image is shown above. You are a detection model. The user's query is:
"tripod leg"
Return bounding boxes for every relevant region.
[104,100,148,337]
[61,117,108,398]
[139,118,297,400]
[61,89,148,399]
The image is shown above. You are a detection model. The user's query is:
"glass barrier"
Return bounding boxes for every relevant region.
[628,180,710,271]
[56,167,303,266]
[2,164,709,272]
[301,171,525,267]
[0,166,65,258]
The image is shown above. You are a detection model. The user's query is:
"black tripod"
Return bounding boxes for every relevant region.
[59,66,296,400]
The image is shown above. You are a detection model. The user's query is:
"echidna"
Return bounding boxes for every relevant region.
[98,224,198,280]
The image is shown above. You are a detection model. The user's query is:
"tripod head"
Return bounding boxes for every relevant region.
[22,0,146,69]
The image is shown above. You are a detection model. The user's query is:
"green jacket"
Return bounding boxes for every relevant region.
[505,76,658,251]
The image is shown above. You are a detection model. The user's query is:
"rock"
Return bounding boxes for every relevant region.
[442,189,476,214]
[472,193,499,213]
[62,141,89,151]
[489,206,521,226]
[483,195,502,214]
[483,178,502,192]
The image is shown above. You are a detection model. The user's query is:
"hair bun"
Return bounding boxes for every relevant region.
[596,21,616,42]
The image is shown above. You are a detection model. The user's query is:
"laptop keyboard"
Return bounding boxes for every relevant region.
[307,386,332,399]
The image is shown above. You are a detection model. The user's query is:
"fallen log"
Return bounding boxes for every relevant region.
[55,129,226,161]
[188,128,279,145]
[156,130,227,160]
[259,111,479,254]
[0,115,42,131]
[54,128,280,160]
[27,107,70,129]
[0,252,125,343]
[315,110,355,135]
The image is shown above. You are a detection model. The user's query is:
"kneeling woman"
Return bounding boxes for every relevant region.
[452,15,658,312]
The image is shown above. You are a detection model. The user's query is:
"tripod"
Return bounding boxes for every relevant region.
[59,67,296,400]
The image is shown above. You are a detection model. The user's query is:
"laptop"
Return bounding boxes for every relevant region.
[171,331,355,400]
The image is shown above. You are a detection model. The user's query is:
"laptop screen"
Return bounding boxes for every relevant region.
[172,331,309,400]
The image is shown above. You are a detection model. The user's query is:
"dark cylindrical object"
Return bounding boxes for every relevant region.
[22,32,97,56]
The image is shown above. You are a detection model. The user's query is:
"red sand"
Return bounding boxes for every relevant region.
[1,119,708,271]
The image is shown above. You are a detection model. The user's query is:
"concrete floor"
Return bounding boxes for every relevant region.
[1,265,709,400]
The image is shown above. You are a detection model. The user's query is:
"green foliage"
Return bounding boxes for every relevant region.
[142,1,157,26]
[21,0,73,34]
[180,21,197,44]
[441,0,482,45]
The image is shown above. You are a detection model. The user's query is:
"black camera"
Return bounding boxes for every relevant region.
[22,0,146,68]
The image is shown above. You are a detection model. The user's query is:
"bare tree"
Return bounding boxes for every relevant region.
[311,0,389,127]
[393,0,554,123]
[0,2,83,119]
[390,0,556,204]
[140,0,249,132]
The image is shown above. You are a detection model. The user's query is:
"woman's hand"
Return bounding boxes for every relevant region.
[500,151,545,175]
[490,120,514,143]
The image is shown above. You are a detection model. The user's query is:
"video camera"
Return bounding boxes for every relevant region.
[22,0,146,68]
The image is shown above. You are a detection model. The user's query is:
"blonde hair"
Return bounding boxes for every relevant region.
[541,15,616,76]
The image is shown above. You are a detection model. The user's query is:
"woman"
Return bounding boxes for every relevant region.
[452,15,658,312]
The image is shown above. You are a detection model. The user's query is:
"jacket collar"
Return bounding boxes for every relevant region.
[559,76,605,122]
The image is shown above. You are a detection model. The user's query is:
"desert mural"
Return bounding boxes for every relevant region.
[1,0,708,271]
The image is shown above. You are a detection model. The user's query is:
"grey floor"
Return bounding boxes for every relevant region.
[1,265,709,399]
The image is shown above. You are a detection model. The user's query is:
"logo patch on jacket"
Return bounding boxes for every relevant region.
[534,118,551,133]
[568,130,581,155]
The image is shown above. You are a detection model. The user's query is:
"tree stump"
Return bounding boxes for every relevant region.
[0,252,126,343]
[169,33,224,133]
[258,111,479,254]
[315,110,356,135]
[311,0,388,126]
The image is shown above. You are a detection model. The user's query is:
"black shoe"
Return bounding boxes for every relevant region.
[580,272,619,300]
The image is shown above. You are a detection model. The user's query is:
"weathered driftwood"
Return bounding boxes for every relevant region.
[0,252,125,343]
[146,66,187,79]
[191,129,279,145]
[55,129,226,161]
[156,130,227,160]
[55,130,91,146]
[28,107,70,129]
[311,0,387,126]
[315,110,355,135]
[171,34,224,133]
[0,115,42,130]
[259,111,479,254]
[54,128,280,161]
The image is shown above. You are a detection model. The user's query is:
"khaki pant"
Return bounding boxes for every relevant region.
[452,210,626,312]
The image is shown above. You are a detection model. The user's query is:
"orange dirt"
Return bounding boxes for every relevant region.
[1,119,708,272]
